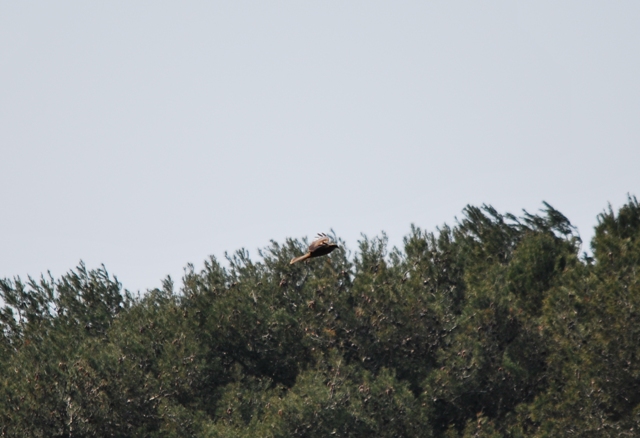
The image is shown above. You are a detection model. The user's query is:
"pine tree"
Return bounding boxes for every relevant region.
[2,198,639,437]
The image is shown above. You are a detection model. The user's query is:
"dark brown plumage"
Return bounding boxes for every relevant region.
[290,233,339,264]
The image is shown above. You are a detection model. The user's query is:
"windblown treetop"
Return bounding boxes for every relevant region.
[1,196,639,437]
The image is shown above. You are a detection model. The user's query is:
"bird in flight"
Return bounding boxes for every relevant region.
[290,233,339,265]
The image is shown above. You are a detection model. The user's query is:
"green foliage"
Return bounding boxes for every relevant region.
[1,198,639,437]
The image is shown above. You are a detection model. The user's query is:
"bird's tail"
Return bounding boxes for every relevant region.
[290,252,311,265]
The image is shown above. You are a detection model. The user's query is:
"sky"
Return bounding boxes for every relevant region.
[1,2,639,293]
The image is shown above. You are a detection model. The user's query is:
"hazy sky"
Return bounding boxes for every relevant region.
[2,2,639,293]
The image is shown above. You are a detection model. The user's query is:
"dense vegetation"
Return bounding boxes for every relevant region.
[2,197,640,437]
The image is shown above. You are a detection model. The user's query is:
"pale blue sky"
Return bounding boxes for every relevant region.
[2,2,639,292]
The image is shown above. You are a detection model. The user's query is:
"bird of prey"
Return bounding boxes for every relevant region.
[290,233,339,265]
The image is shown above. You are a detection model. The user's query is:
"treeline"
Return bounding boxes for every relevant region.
[1,197,639,437]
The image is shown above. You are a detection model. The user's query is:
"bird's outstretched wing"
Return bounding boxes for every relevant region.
[290,252,312,265]
[290,233,338,265]
[308,233,332,252]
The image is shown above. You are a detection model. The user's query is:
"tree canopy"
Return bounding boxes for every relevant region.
[2,196,640,437]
